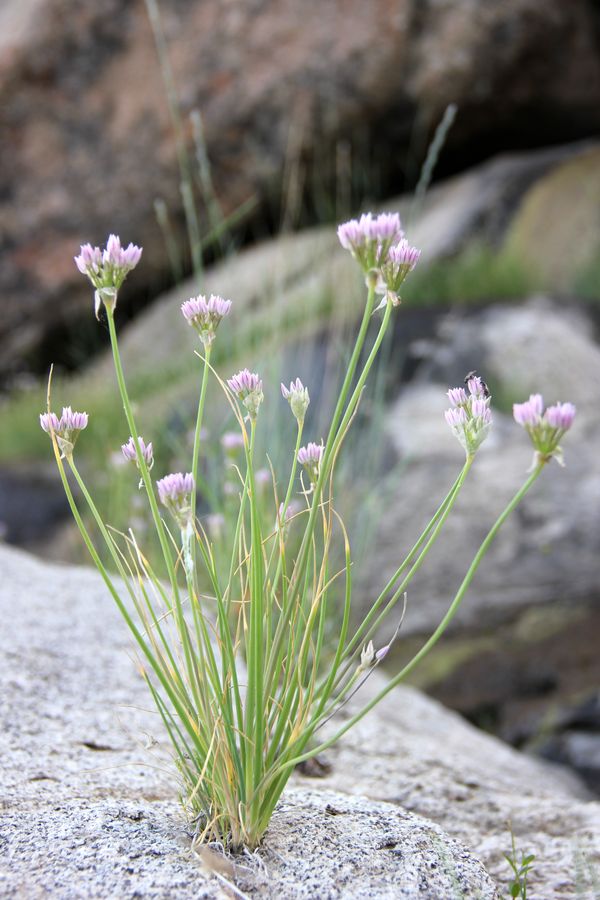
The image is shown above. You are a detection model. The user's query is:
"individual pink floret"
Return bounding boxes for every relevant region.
[545,401,576,432]
[39,412,61,433]
[513,394,544,428]
[447,387,468,407]
[74,244,102,275]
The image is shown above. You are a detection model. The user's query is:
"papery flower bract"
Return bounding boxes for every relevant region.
[298,441,324,486]
[75,234,142,317]
[121,435,154,469]
[281,377,310,424]
[513,395,576,465]
[181,293,232,346]
[40,406,88,457]
[227,369,264,419]
[157,472,195,527]
[378,238,421,305]
[444,381,492,457]
[337,212,403,273]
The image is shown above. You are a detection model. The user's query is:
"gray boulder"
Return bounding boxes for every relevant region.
[359,298,600,635]
[0,544,497,898]
[3,0,600,374]
[2,542,599,897]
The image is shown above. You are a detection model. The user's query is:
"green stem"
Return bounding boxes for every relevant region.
[191,344,211,522]
[327,457,473,695]
[278,461,546,770]
[106,309,180,604]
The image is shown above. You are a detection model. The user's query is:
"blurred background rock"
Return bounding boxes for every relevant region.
[1,0,600,794]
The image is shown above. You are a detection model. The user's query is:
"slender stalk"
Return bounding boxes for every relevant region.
[191,343,212,525]
[106,309,180,604]
[328,456,473,694]
[277,461,546,770]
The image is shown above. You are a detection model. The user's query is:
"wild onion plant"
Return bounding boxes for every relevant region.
[41,221,575,851]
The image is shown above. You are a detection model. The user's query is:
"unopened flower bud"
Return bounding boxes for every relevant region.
[281,378,310,424]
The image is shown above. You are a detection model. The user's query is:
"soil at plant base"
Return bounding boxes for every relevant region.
[395,599,600,794]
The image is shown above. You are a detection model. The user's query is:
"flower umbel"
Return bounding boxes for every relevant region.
[281,378,310,424]
[181,294,232,346]
[378,239,421,305]
[337,212,403,273]
[75,234,142,317]
[298,441,324,487]
[40,406,88,457]
[157,472,195,527]
[444,376,492,457]
[513,395,576,466]
[227,369,264,420]
[122,436,154,469]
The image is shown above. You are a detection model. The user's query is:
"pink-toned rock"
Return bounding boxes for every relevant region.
[2,0,600,375]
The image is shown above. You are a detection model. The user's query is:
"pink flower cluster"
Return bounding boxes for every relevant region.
[227,369,264,419]
[444,375,492,457]
[74,234,142,315]
[40,406,89,456]
[156,472,195,526]
[181,294,232,346]
[298,441,324,485]
[337,213,403,269]
[513,394,576,464]
[337,211,420,303]
[121,435,154,468]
